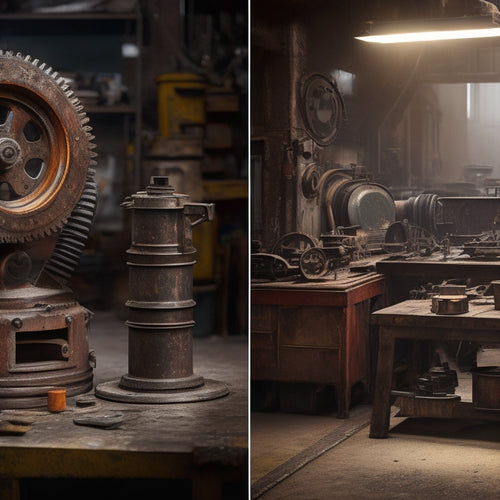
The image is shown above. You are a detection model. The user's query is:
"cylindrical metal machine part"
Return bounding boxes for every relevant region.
[120,176,207,391]
[96,176,228,403]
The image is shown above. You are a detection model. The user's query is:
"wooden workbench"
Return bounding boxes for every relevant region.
[0,311,248,500]
[370,299,500,439]
[251,269,386,418]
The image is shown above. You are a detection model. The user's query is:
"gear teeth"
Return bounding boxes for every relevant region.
[0,50,98,245]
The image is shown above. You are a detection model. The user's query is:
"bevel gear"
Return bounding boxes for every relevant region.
[0,50,96,243]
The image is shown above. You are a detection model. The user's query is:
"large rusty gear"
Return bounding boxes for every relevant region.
[0,51,96,243]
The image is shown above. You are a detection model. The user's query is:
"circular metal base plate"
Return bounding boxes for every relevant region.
[95,378,229,404]
[119,373,204,391]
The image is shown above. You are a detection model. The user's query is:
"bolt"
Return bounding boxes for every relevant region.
[0,138,20,166]
[3,146,15,159]
[45,304,53,312]
[11,318,23,329]
[65,315,73,325]
[61,344,69,357]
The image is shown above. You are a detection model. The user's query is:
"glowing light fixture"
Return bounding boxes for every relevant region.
[355,15,500,44]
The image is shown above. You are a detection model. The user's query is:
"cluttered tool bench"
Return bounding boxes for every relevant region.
[370,298,500,439]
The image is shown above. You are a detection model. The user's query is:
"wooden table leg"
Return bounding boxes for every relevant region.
[336,385,350,419]
[369,327,395,438]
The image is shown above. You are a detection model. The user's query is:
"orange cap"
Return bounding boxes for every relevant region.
[47,388,66,412]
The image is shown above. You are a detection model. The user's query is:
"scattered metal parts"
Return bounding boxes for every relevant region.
[73,411,124,429]
[462,231,500,259]
[0,420,31,435]
[253,230,366,281]
[75,394,98,408]
[383,220,440,256]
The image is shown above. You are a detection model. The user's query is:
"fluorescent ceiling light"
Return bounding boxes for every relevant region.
[355,15,500,44]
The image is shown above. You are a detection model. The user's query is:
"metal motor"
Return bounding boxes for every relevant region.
[96,176,228,403]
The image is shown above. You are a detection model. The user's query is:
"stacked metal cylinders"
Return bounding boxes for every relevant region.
[119,176,214,392]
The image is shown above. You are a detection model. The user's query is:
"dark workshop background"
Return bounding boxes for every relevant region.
[0,0,248,337]
[251,0,500,251]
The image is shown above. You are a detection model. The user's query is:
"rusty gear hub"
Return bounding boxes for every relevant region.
[0,51,96,243]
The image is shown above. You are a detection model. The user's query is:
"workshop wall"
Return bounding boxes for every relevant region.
[251,0,500,249]
[0,0,248,336]
[251,0,425,249]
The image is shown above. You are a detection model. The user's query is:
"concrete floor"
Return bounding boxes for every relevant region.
[251,373,500,499]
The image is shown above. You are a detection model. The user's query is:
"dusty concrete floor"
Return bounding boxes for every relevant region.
[251,371,500,499]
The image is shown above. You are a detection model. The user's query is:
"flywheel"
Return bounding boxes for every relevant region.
[0,51,96,243]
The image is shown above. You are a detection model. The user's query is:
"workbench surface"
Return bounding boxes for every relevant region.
[0,310,248,498]
[251,266,381,291]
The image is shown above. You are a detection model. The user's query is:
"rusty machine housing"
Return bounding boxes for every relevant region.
[0,52,97,408]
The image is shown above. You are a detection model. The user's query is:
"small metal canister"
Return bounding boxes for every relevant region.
[431,284,468,315]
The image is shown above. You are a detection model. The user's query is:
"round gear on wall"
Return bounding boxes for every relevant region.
[299,73,346,146]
